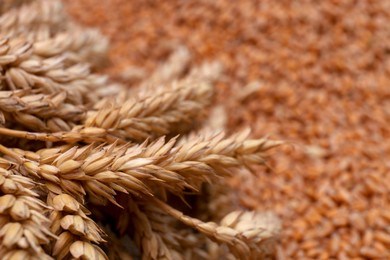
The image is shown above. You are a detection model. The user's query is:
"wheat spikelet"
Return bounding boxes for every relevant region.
[144,46,191,86]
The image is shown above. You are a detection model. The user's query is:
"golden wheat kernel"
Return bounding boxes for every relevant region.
[39,172,60,184]
[22,161,39,175]
[100,109,120,129]
[23,228,40,251]
[0,194,16,213]
[54,147,78,166]
[0,55,17,65]
[373,240,389,254]
[374,231,390,245]
[39,164,60,175]
[60,215,85,236]
[1,179,18,194]
[10,200,30,221]
[17,237,29,249]
[242,229,263,240]
[80,127,106,136]
[3,250,29,260]
[58,159,82,174]
[45,182,63,195]
[52,194,80,212]
[23,151,40,161]
[359,247,381,258]
[82,157,113,174]
[0,222,24,247]
[70,241,108,260]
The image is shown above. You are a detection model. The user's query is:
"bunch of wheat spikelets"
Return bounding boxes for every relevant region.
[0,1,282,259]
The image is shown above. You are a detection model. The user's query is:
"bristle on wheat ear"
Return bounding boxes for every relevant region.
[0,0,283,259]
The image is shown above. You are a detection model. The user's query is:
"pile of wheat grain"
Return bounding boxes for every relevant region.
[64,0,390,259]
[0,1,282,259]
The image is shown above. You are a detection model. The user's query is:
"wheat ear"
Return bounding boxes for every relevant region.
[86,81,213,141]
[0,146,107,259]
[33,26,109,68]
[47,193,107,260]
[0,164,55,259]
[0,0,35,13]
[0,80,212,143]
[152,197,281,260]
[143,46,191,86]
[0,90,84,132]
[0,130,282,203]
[0,0,66,39]
[126,198,178,260]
